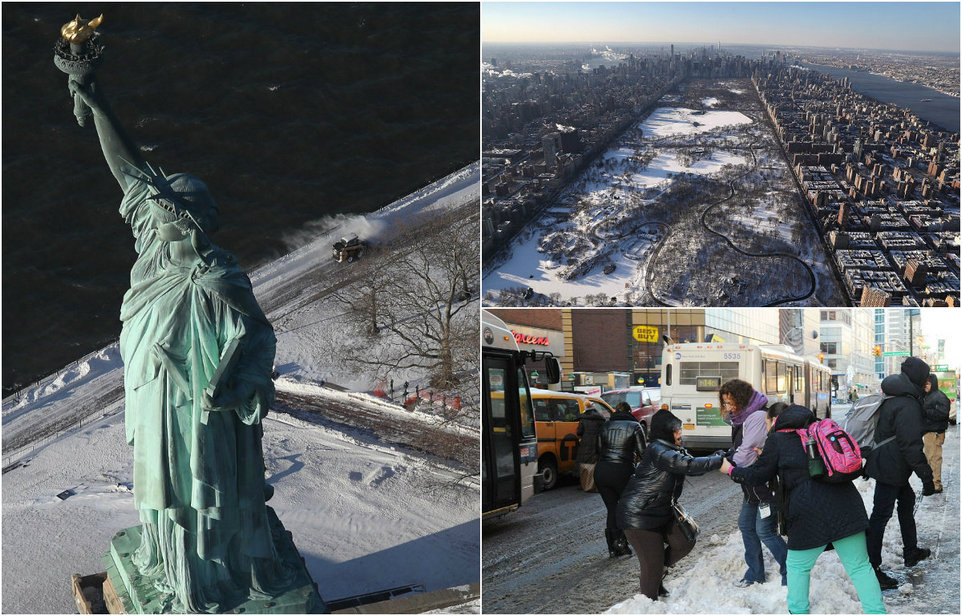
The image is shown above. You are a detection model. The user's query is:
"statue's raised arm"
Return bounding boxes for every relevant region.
[69,79,145,192]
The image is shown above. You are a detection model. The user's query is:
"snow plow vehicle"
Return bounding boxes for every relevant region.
[332,235,366,263]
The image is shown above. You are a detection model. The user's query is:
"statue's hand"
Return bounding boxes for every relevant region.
[68,78,106,115]
[202,387,246,413]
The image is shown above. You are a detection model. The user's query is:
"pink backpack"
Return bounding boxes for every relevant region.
[796,419,863,482]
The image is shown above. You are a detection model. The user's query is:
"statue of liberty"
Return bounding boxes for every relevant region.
[63,21,319,613]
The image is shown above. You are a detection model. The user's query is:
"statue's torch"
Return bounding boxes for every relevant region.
[54,14,104,127]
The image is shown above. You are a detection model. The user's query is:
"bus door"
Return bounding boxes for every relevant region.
[483,353,526,513]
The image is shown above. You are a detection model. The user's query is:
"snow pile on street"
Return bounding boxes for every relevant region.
[606,425,960,614]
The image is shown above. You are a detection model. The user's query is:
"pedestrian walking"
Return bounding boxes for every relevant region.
[718,379,788,587]
[576,402,606,492]
[921,374,950,494]
[594,402,645,557]
[864,357,936,589]
[616,409,724,600]
[720,404,886,614]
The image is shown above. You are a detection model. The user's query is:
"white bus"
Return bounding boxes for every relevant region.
[660,342,832,450]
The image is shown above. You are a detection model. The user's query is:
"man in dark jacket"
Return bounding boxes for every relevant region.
[576,403,606,492]
[921,374,950,494]
[864,357,936,590]
[594,402,646,557]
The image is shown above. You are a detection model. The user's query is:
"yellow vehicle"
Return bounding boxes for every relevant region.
[530,388,614,490]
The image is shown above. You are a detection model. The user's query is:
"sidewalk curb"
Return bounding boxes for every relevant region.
[332,582,480,614]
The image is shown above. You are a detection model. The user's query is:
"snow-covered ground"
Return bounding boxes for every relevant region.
[2,163,481,613]
[606,406,960,614]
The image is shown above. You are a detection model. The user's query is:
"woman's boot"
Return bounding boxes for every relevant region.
[659,566,670,597]
[613,529,633,556]
[604,529,618,557]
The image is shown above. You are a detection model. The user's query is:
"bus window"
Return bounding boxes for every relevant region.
[794,366,804,393]
[680,361,739,387]
[666,363,672,386]
[776,362,787,394]
[765,359,778,394]
[518,367,535,438]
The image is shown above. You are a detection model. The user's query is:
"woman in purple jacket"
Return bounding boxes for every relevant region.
[719,379,788,587]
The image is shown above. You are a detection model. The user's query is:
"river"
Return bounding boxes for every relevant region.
[799,62,959,133]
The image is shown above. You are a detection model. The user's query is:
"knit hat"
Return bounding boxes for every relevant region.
[650,408,682,442]
[900,357,930,389]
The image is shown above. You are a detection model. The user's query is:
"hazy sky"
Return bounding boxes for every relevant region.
[482,2,961,53]
[920,309,962,371]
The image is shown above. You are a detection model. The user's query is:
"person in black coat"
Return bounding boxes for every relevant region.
[921,374,950,493]
[720,404,885,614]
[616,408,723,600]
[576,403,606,492]
[594,402,645,557]
[864,357,935,589]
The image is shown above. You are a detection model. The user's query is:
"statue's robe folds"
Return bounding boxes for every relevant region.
[118,178,291,611]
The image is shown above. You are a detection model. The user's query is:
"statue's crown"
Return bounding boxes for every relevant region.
[122,161,215,231]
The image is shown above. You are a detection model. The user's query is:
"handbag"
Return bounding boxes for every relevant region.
[671,500,699,543]
[579,462,597,492]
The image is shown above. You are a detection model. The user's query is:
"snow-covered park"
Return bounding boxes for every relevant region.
[483,79,845,307]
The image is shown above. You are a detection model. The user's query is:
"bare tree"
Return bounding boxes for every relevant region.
[336,204,479,389]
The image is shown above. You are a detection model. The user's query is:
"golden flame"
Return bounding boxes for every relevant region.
[60,14,103,44]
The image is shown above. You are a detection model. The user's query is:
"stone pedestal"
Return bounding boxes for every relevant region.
[103,507,325,614]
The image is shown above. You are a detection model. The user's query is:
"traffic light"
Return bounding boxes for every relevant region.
[873,345,882,357]
[817,353,824,364]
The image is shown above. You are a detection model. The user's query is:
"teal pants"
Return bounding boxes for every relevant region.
[786,531,886,614]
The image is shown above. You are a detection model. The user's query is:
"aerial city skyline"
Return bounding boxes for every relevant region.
[481,2,959,309]
[483,2,960,53]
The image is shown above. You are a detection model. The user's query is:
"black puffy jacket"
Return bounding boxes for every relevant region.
[730,405,869,550]
[921,387,951,435]
[864,373,933,487]
[576,407,606,463]
[597,411,646,465]
[616,439,723,531]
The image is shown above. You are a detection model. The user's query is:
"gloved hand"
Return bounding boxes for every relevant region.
[713,450,728,458]
[922,481,936,496]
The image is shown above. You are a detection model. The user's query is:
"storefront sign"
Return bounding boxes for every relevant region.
[633,325,659,343]
[512,330,550,346]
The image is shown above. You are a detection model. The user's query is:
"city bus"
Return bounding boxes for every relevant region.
[659,342,832,450]
[482,312,560,518]
[932,368,957,425]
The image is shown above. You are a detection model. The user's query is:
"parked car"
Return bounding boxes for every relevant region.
[529,389,615,490]
[600,386,662,430]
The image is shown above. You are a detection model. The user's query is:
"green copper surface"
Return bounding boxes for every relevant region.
[65,25,324,614]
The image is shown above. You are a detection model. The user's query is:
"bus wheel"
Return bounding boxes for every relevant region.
[539,458,558,491]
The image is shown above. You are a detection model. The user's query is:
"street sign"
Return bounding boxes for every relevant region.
[882,351,910,357]
[633,325,659,343]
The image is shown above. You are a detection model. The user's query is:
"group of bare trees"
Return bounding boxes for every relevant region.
[329,203,479,391]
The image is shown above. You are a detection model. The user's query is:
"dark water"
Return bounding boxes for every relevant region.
[2,3,479,394]
[800,62,960,133]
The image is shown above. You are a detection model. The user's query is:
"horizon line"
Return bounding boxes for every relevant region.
[481,40,960,55]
